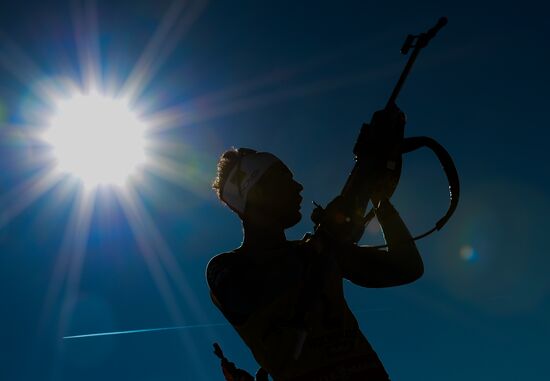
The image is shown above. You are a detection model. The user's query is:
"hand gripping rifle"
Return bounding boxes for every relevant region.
[311,17,459,246]
[213,343,269,381]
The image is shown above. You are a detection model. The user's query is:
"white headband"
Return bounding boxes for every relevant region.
[221,152,280,214]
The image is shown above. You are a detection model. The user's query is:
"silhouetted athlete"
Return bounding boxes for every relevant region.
[207,140,423,380]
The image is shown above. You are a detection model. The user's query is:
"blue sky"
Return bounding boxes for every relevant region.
[0,1,548,380]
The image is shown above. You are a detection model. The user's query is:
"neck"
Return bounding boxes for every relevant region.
[241,219,286,252]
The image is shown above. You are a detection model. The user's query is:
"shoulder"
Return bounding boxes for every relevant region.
[205,252,232,283]
[206,251,252,292]
[206,251,261,326]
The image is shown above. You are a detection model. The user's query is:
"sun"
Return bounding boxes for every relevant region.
[44,91,148,188]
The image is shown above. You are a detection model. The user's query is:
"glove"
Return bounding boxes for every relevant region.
[214,343,255,381]
[357,104,406,204]
[255,368,269,381]
[221,359,254,381]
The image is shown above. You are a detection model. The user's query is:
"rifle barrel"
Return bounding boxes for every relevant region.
[385,17,448,109]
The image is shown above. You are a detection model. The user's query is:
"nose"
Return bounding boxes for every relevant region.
[295,181,303,192]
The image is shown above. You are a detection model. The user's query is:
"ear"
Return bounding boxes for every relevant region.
[246,183,264,210]
[241,184,267,223]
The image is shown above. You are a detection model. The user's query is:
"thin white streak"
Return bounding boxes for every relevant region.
[63,323,228,339]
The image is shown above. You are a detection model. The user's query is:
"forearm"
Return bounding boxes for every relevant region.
[335,198,423,287]
[374,198,424,280]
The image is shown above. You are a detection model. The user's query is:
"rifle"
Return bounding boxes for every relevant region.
[312,17,459,246]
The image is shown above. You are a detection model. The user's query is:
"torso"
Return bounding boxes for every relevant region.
[206,240,389,381]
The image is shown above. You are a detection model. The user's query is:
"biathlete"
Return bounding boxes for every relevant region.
[206,117,423,380]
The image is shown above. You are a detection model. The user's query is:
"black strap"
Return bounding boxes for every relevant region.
[365,136,460,248]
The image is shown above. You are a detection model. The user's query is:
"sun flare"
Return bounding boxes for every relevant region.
[44,92,147,187]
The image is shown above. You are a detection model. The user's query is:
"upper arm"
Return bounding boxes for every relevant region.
[337,243,423,288]
[206,254,263,325]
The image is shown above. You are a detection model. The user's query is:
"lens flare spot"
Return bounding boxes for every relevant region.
[0,99,7,125]
[460,245,477,262]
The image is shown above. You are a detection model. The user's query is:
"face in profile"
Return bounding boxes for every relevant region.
[245,161,303,228]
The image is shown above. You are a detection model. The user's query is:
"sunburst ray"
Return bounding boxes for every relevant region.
[56,188,97,337]
[122,0,209,103]
[115,184,209,377]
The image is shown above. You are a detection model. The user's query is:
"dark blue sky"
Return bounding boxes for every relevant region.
[0,1,548,380]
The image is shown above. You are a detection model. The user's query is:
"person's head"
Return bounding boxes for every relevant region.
[213,148,303,229]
